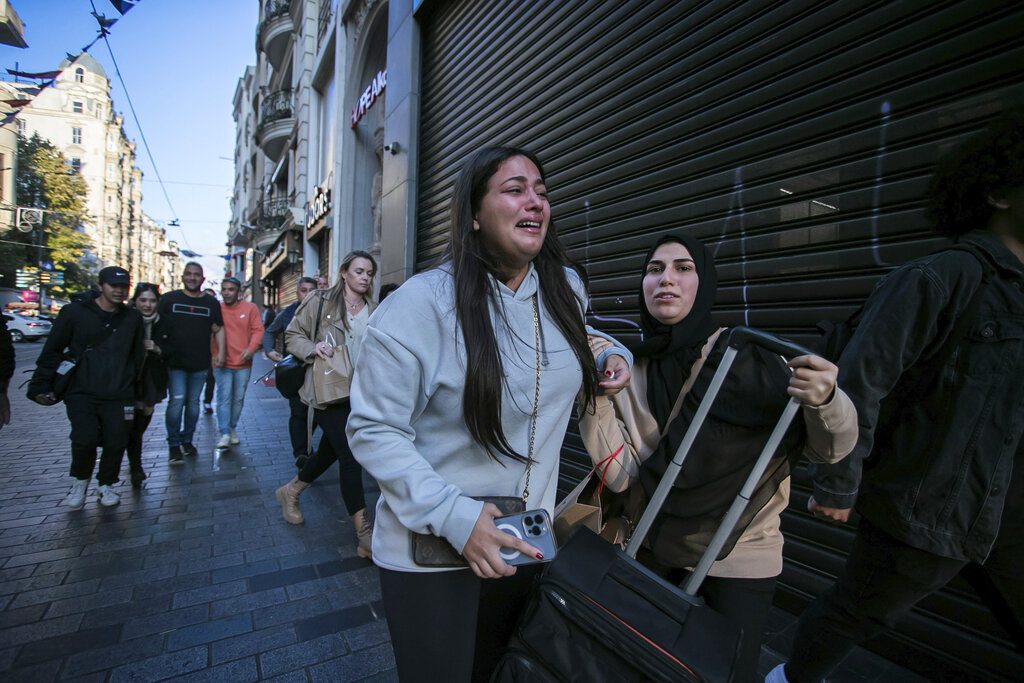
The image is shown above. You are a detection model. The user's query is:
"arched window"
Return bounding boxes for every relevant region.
[74,67,84,83]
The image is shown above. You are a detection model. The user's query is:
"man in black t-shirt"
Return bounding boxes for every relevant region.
[158,262,225,463]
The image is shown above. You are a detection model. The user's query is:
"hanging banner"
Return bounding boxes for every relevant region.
[350,69,386,128]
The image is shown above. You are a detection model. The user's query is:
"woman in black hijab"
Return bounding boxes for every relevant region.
[580,234,858,683]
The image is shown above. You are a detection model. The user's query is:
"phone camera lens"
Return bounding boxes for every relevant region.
[524,515,535,525]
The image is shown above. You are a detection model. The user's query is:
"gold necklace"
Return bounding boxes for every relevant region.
[344,295,363,311]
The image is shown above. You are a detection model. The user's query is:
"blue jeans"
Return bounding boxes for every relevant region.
[214,366,252,435]
[165,368,207,447]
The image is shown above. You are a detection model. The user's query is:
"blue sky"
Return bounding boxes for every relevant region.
[1,0,258,285]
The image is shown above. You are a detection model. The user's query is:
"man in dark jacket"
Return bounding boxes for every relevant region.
[263,276,317,463]
[770,113,1024,682]
[28,266,144,510]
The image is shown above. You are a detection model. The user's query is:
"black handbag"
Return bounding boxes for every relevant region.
[273,355,306,399]
[412,496,525,567]
[495,327,815,683]
[275,295,325,400]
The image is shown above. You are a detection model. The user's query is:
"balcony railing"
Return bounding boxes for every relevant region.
[258,197,291,232]
[264,0,291,21]
[259,89,293,130]
[258,0,293,69]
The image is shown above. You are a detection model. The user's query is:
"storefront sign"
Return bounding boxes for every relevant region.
[265,240,287,272]
[306,185,332,229]
[350,69,386,128]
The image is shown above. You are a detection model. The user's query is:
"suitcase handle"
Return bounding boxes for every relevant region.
[625,326,809,595]
[726,326,815,359]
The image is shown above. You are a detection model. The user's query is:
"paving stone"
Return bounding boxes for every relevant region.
[3,546,82,568]
[307,643,395,683]
[209,558,278,584]
[64,634,166,675]
[121,604,209,640]
[1,658,62,683]
[260,671,311,683]
[108,645,208,683]
[99,563,179,590]
[79,593,173,629]
[133,572,211,601]
[0,613,84,647]
[294,605,376,643]
[247,565,317,593]
[343,620,392,653]
[171,579,247,610]
[259,632,350,678]
[166,612,252,651]
[161,656,259,683]
[14,623,122,666]
[0,570,67,597]
[252,595,335,630]
[209,586,289,619]
[44,587,135,618]
[210,624,297,666]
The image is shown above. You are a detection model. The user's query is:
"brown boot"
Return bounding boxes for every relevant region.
[275,477,308,525]
[352,508,373,559]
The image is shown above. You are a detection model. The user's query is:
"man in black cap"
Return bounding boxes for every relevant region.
[28,266,144,509]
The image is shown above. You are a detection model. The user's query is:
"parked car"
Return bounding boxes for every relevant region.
[4,311,52,342]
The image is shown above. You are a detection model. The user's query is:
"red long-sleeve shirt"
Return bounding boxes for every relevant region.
[212,301,264,368]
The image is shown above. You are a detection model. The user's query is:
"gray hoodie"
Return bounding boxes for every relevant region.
[347,264,625,571]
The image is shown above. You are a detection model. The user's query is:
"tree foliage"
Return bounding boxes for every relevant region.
[0,133,94,294]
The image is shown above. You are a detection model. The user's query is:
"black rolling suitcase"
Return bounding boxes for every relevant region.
[493,327,813,683]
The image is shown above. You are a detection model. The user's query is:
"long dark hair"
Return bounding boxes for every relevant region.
[446,146,597,463]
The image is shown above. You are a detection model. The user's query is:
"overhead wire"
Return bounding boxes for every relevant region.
[86,0,198,254]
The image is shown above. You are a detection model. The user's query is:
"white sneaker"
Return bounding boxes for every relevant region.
[229,430,240,445]
[97,484,120,507]
[216,433,231,449]
[765,663,790,683]
[64,479,88,510]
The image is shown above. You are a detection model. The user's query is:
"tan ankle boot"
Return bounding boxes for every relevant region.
[352,508,373,559]
[275,477,308,525]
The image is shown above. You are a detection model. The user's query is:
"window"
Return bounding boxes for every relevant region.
[15,119,25,134]
[106,162,116,180]
[71,127,82,144]
[107,132,117,151]
[106,194,114,210]
[69,158,82,172]
[75,67,84,83]
[96,104,103,120]
[72,101,83,114]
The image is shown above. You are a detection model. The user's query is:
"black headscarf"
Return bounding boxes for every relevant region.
[629,234,719,431]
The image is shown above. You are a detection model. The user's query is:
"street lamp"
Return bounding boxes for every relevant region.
[287,247,300,272]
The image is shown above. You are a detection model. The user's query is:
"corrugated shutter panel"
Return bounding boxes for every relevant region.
[417,0,1024,679]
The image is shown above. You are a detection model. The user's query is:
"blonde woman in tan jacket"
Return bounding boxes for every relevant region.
[275,250,377,558]
[579,234,858,683]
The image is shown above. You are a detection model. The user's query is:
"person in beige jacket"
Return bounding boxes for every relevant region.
[274,250,377,559]
[579,234,858,683]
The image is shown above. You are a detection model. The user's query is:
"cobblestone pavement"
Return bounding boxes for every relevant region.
[0,343,395,682]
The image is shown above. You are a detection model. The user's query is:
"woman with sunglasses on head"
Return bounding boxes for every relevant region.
[275,251,378,556]
[345,147,631,681]
[127,283,171,488]
[579,234,858,683]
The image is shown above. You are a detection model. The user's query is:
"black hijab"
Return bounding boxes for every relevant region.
[629,234,719,431]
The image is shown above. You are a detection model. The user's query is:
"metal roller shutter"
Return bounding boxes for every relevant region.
[416,0,1024,678]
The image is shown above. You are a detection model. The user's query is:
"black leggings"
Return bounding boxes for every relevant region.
[379,565,540,682]
[298,400,364,516]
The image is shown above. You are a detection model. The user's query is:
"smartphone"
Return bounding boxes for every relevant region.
[495,509,559,566]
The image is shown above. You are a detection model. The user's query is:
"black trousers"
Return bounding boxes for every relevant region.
[787,519,1024,682]
[203,368,215,404]
[65,396,131,486]
[287,395,308,457]
[640,551,777,683]
[380,565,540,682]
[297,401,362,516]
